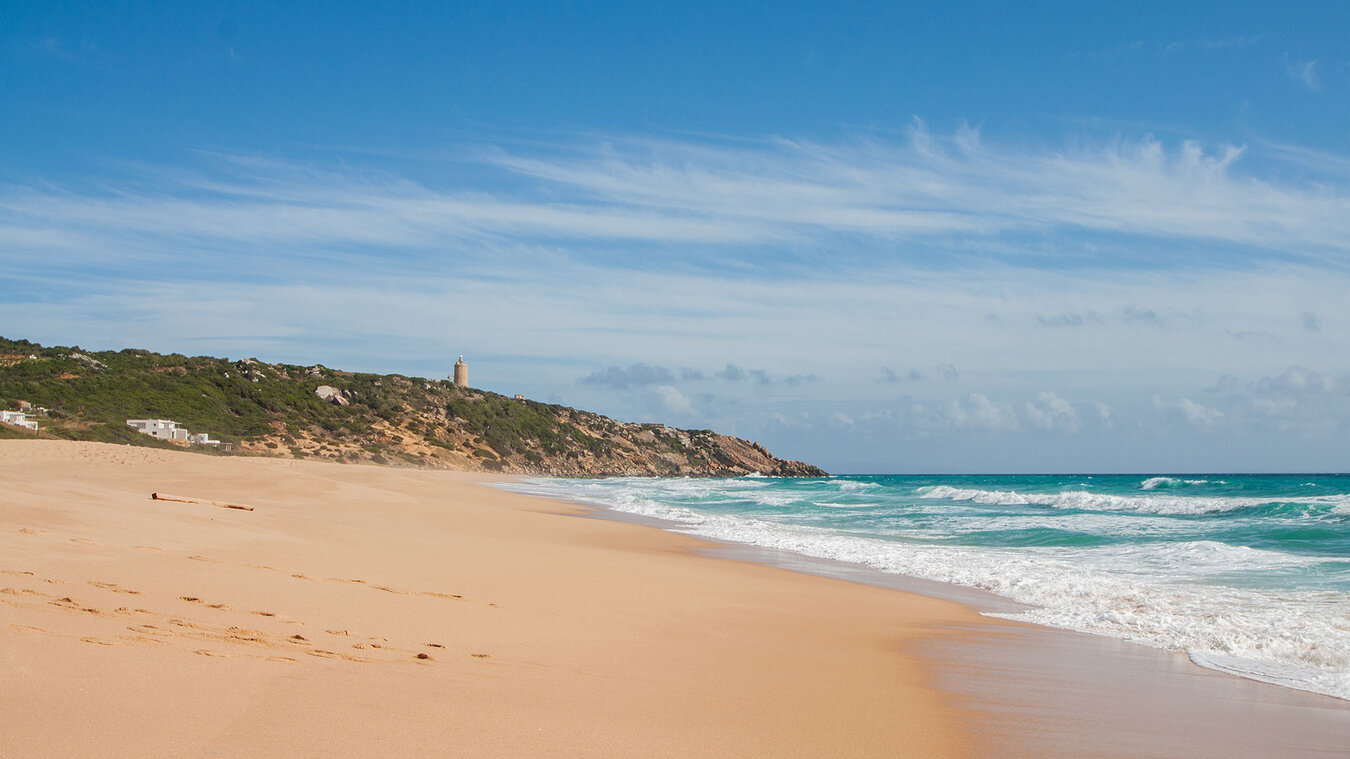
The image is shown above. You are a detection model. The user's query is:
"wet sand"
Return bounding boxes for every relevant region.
[593,500,1350,757]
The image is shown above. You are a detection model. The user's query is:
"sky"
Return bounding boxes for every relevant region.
[3,2,1349,473]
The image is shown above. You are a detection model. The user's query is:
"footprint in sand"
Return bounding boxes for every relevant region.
[134,545,162,551]
[80,637,119,646]
[251,611,277,617]
[1,570,36,577]
[307,649,370,663]
[194,649,230,658]
[471,653,491,659]
[18,528,45,535]
[178,597,228,610]
[286,634,311,645]
[70,537,99,546]
[420,591,464,600]
[49,597,101,614]
[89,581,141,595]
[187,555,221,564]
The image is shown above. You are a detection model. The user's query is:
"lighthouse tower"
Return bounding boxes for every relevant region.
[452,355,468,388]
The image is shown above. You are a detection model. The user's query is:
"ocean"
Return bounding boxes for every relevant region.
[501,473,1350,701]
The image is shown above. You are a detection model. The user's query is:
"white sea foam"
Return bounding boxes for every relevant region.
[1139,477,1221,490]
[745,493,795,507]
[837,481,879,492]
[915,484,1350,516]
[501,477,1350,701]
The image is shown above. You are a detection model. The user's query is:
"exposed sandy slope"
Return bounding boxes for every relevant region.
[0,441,974,758]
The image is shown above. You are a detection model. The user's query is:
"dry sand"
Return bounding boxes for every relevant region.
[7,440,1348,758]
[0,441,978,758]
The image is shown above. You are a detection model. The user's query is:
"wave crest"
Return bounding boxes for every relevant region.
[915,484,1347,516]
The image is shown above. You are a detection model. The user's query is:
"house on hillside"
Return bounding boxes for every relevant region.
[1,410,38,431]
[126,419,189,441]
[188,432,221,446]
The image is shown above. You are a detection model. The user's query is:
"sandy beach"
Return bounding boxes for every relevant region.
[0,440,978,757]
[4,440,1348,758]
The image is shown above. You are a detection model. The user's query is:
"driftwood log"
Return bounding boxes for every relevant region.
[151,492,255,512]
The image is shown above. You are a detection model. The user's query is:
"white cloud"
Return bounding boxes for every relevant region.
[6,128,1350,286]
[579,364,676,389]
[830,411,856,426]
[941,393,1020,433]
[1024,392,1081,433]
[650,385,696,417]
[1250,366,1343,396]
[1154,396,1223,428]
[1092,402,1113,428]
[1286,59,1321,91]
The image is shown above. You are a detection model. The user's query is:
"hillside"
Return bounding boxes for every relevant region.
[0,338,826,477]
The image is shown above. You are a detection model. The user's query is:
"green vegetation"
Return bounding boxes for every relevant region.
[0,336,825,477]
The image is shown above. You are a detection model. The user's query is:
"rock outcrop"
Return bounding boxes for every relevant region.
[314,385,349,406]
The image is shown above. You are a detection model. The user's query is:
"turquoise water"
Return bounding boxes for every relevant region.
[505,473,1350,700]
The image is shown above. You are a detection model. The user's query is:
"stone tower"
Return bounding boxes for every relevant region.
[452,355,468,388]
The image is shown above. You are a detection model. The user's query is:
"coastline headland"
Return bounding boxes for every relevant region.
[0,337,823,477]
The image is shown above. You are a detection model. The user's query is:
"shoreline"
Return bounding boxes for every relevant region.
[505,476,1350,757]
[4,440,1347,757]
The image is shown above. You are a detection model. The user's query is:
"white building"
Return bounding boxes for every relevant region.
[126,419,189,441]
[188,432,221,446]
[1,410,38,431]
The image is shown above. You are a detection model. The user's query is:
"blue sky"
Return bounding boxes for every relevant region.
[3,2,1349,472]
